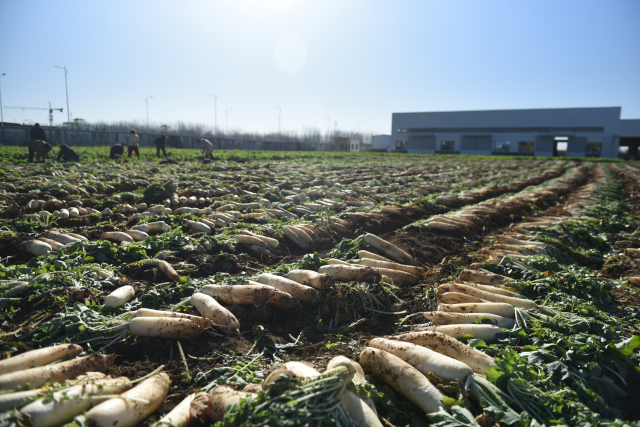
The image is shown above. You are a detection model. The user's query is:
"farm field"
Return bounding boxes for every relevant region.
[0,150,640,427]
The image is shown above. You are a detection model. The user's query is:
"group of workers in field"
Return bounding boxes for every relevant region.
[27,124,216,164]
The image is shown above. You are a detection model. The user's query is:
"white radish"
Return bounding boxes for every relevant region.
[20,377,131,427]
[46,231,81,245]
[416,325,503,341]
[439,292,488,304]
[104,285,135,309]
[282,362,319,378]
[84,373,170,427]
[363,234,416,266]
[125,230,149,241]
[134,308,212,328]
[360,347,444,414]
[0,353,114,391]
[285,269,335,290]
[184,220,212,234]
[358,258,425,276]
[369,338,472,382]
[318,264,381,283]
[65,232,87,241]
[282,226,310,249]
[422,311,515,329]
[391,331,496,374]
[0,344,82,375]
[371,267,419,286]
[100,231,134,243]
[239,230,279,248]
[256,273,318,303]
[439,302,515,318]
[152,393,198,427]
[21,240,51,256]
[128,317,206,339]
[207,386,258,422]
[200,284,297,310]
[342,390,383,427]
[437,283,536,309]
[190,292,240,336]
[235,234,269,249]
[459,269,512,285]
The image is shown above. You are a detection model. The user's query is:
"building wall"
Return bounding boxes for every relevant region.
[392,107,623,158]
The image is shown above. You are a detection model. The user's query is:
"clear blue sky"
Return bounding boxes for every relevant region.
[1,0,639,135]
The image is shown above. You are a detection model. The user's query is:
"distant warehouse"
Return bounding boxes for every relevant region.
[390,107,640,158]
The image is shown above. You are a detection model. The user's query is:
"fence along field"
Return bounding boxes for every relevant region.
[0,149,639,426]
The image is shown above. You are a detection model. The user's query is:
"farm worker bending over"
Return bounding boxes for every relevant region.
[57,144,80,162]
[30,123,48,145]
[28,140,53,163]
[110,143,124,159]
[197,138,214,160]
[127,129,140,157]
[154,135,168,158]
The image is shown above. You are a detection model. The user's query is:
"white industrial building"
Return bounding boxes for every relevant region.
[389,107,640,158]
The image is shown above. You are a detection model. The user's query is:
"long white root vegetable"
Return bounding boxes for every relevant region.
[439,302,515,318]
[363,234,416,266]
[124,230,149,241]
[318,264,381,283]
[191,292,240,335]
[84,373,170,427]
[459,269,512,285]
[0,353,114,391]
[360,347,444,414]
[235,234,269,249]
[128,317,207,339]
[369,338,472,382]
[46,231,81,245]
[422,311,515,329]
[134,308,212,328]
[20,377,131,427]
[207,386,257,422]
[282,226,310,249]
[437,283,537,309]
[100,231,134,243]
[285,269,335,290]
[21,240,51,256]
[416,325,502,341]
[438,292,488,304]
[282,362,320,378]
[256,273,318,303]
[0,344,83,375]
[152,393,198,427]
[239,230,279,248]
[104,285,135,309]
[358,250,393,262]
[358,257,424,276]
[200,284,297,309]
[371,267,419,286]
[139,259,181,282]
[391,331,497,374]
[342,390,383,427]
[184,220,212,234]
[36,237,64,251]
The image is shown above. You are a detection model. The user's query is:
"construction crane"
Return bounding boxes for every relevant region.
[5,102,64,127]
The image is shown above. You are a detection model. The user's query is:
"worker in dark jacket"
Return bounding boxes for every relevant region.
[154,135,168,158]
[57,144,80,162]
[30,123,47,144]
[110,143,124,159]
[28,140,53,163]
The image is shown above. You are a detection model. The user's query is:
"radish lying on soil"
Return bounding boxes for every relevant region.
[0,353,114,391]
[438,292,488,304]
[21,240,51,256]
[104,285,135,309]
[128,317,208,339]
[285,269,335,290]
[459,269,512,285]
[390,331,497,374]
[362,233,417,266]
[360,347,444,414]
[421,311,516,329]
[369,338,473,382]
[438,302,515,318]
[256,273,318,303]
[19,376,131,427]
[318,264,382,283]
[0,344,83,375]
[100,231,134,243]
[357,257,425,276]
[152,392,198,427]
[415,324,503,341]
[207,386,258,422]
[84,373,170,427]
[200,283,298,309]
[133,308,213,328]
[190,292,240,335]
[437,283,537,308]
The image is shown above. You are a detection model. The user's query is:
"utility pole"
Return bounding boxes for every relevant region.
[145,95,153,132]
[274,106,281,138]
[54,66,70,129]
[208,93,217,135]
[225,109,232,134]
[0,73,5,127]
